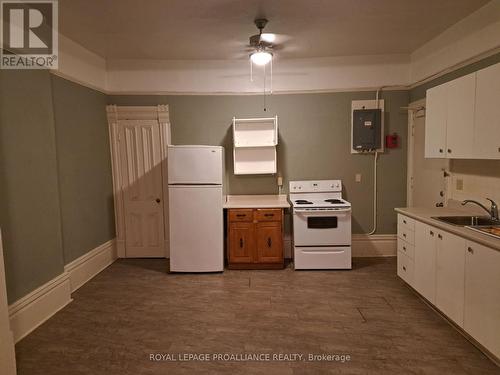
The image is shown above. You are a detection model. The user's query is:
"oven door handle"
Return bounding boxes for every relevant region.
[294,208,351,214]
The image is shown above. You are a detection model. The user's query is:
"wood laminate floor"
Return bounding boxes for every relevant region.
[15,258,500,374]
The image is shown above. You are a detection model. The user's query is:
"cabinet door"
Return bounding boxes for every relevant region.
[445,73,476,158]
[425,84,447,158]
[414,222,437,303]
[435,231,466,326]
[474,63,500,159]
[228,222,255,263]
[464,241,500,358]
[256,222,283,263]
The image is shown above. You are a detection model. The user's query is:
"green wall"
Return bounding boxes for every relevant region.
[0,70,65,302]
[0,72,114,303]
[410,52,500,102]
[110,90,410,234]
[51,76,115,264]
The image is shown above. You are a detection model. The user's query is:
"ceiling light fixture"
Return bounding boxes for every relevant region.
[250,50,273,66]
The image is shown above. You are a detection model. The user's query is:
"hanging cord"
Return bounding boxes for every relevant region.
[263,63,267,111]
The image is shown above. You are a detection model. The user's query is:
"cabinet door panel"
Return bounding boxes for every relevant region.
[464,241,500,358]
[414,222,437,303]
[435,231,466,326]
[474,63,500,159]
[445,73,476,158]
[256,222,283,263]
[229,222,255,263]
[425,85,447,158]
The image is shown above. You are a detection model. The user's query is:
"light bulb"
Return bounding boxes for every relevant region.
[250,51,272,66]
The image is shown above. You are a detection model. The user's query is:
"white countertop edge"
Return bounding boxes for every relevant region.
[223,194,291,209]
[395,207,500,252]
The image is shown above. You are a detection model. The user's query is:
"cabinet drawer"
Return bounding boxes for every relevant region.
[397,251,414,286]
[255,209,282,222]
[398,214,415,231]
[397,222,415,244]
[228,209,253,222]
[398,238,415,260]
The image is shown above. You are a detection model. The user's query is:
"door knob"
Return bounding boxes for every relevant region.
[155,198,161,203]
[267,238,272,247]
[239,238,244,248]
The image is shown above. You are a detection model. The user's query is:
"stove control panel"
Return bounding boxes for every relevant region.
[289,180,342,193]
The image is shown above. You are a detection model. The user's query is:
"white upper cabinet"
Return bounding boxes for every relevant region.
[445,73,476,158]
[474,63,500,159]
[425,84,447,158]
[425,62,500,160]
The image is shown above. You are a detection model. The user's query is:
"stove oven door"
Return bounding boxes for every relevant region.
[293,208,351,246]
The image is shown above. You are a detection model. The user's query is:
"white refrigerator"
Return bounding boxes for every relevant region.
[168,145,224,272]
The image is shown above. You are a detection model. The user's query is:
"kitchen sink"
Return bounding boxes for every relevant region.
[432,216,500,226]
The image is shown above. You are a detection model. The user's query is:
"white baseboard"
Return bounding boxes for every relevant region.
[64,239,117,292]
[8,239,117,343]
[352,234,397,257]
[8,272,72,343]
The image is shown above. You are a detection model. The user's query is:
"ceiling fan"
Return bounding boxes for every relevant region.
[247,18,284,65]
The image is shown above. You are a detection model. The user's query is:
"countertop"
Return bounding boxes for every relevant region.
[223,195,290,209]
[395,206,500,252]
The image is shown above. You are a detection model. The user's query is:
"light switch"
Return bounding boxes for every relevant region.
[456,178,464,191]
[355,173,362,183]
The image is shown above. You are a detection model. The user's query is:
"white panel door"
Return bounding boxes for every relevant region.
[474,63,500,159]
[464,241,500,359]
[414,222,437,304]
[425,85,447,158]
[435,230,466,327]
[445,73,476,158]
[0,230,16,375]
[169,186,223,272]
[408,99,448,207]
[119,120,166,257]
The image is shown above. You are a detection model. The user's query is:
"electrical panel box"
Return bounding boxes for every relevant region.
[352,108,382,151]
[350,99,384,153]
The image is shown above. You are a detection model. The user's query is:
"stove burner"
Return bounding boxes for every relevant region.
[295,200,313,205]
[324,199,343,204]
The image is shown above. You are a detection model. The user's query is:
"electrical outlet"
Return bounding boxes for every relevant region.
[355,173,362,183]
[456,178,464,191]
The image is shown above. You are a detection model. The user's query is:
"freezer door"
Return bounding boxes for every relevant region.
[168,185,223,272]
[168,145,223,185]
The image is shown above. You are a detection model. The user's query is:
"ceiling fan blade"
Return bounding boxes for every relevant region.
[260,33,276,43]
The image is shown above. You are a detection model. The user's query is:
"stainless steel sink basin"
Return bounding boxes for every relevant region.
[432,216,500,226]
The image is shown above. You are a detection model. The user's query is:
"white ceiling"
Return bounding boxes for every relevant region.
[59,0,490,60]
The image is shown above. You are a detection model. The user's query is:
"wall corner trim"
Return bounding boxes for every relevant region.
[8,239,117,343]
[352,234,397,257]
[64,239,117,293]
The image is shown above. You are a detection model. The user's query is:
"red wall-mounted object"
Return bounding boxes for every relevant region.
[386,133,398,148]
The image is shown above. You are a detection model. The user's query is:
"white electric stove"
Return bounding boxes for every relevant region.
[289,180,352,270]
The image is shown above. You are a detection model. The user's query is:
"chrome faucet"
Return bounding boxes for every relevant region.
[461,198,499,221]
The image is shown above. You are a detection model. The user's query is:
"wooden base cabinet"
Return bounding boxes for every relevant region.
[227,209,284,269]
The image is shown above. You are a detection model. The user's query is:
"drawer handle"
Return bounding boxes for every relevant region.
[439,148,443,153]
[402,266,407,271]
[239,238,244,248]
[430,231,434,236]
[403,219,407,224]
[264,213,274,217]
[267,238,272,247]
[403,233,406,237]
[236,214,246,218]
[467,247,474,254]
[438,234,442,239]
[448,149,452,153]
[403,246,406,251]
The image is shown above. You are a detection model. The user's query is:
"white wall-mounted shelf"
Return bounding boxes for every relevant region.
[232,116,278,175]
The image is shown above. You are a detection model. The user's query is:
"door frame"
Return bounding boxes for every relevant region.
[106,105,171,258]
[0,229,17,375]
[406,98,450,207]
